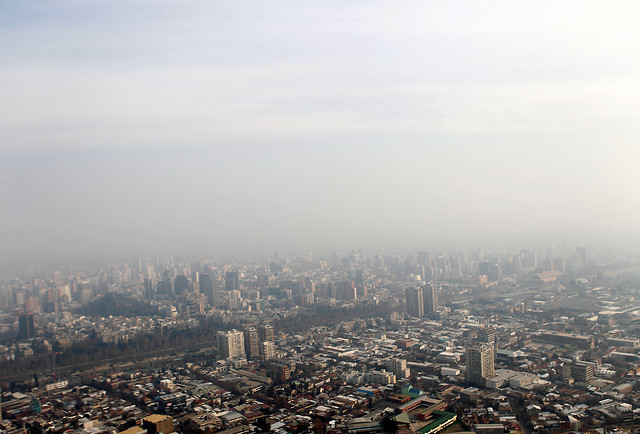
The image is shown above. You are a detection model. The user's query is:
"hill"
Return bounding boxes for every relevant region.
[75,292,160,317]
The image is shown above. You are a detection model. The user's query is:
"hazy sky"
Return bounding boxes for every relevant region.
[2,1,640,263]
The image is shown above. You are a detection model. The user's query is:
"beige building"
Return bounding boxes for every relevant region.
[466,344,495,387]
[217,329,246,359]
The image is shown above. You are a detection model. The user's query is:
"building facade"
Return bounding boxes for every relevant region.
[405,287,424,317]
[422,283,438,314]
[200,273,219,307]
[217,329,246,359]
[466,345,495,387]
[244,327,260,359]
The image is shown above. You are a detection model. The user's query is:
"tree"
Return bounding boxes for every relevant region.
[312,417,326,434]
[380,416,397,433]
[255,416,270,432]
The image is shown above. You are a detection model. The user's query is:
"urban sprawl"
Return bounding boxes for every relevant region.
[1,247,640,433]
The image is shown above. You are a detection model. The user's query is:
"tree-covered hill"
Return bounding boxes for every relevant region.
[75,292,160,317]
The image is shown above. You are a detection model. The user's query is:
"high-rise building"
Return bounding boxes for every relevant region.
[143,277,154,300]
[259,324,274,342]
[268,362,290,383]
[217,329,246,360]
[158,277,174,296]
[174,275,189,295]
[466,345,495,387]
[225,271,239,291]
[14,290,25,306]
[572,361,596,383]
[384,358,411,380]
[405,287,424,317]
[261,340,276,360]
[477,326,497,346]
[422,283,438,314]
[190,271,199,292]
[18,312,36,340]
[244,327,260,359]
[335,280,356,300]
[24,297,40,313]
[185,297,204,318]
[479,262,503,283]
[200,274,219,307]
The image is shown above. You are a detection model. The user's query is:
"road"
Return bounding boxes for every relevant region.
[509,396,534,434]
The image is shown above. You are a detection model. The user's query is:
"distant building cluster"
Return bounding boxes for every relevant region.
[2,245,640,431]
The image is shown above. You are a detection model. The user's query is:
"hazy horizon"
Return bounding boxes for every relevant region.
[3,1,640,264]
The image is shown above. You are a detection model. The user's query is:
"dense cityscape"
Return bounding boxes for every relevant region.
[1,246,640,433]
[4,0,640,433]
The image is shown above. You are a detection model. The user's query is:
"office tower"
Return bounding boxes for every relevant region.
[14,290,25,306]
[451,256,463,277]
[174,275,189,295]
[69,280,77,298]
[200,273,219,307]
[477,326,497,346]
[43,289,58,314]
[18,312,36,340]
[143,277,154,300]
[280,279,304,294]
[259,324,274,342]
[158,277,174,296]
[217,329,246,359]
[335,280,356,300]
[185,297,204,318]
[191,271,199,292]
[303,292,315,305]
[25,297,40,313]
[31,278,41,295]
[269,362,290,383]
[466,345,495,387]
[489,263,503,283]
[225,271,239,291]
[261,341,276,360]
[384,358,411,380]
[228,290,241,309]
[405,287,424,317]
[328,282,337,299]
[372,254,384,270]
[572,361,596,383]
[257,274,270,287]
[244,327,260,359]
[479,262,502,282]
[422,283,438,314]
[520,249,537,269]
[145,264,156,279]
[559,364,573,382]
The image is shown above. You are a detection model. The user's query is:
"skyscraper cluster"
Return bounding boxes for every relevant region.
[405,283,439,318]
[217,323,276,361]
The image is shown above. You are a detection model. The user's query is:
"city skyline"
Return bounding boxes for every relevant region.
[2,236,640,430]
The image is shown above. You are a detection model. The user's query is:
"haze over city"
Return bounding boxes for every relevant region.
[7,3,640,433]
[3,1,640,264]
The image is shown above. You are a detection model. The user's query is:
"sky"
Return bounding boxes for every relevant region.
[2,1,640,264]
